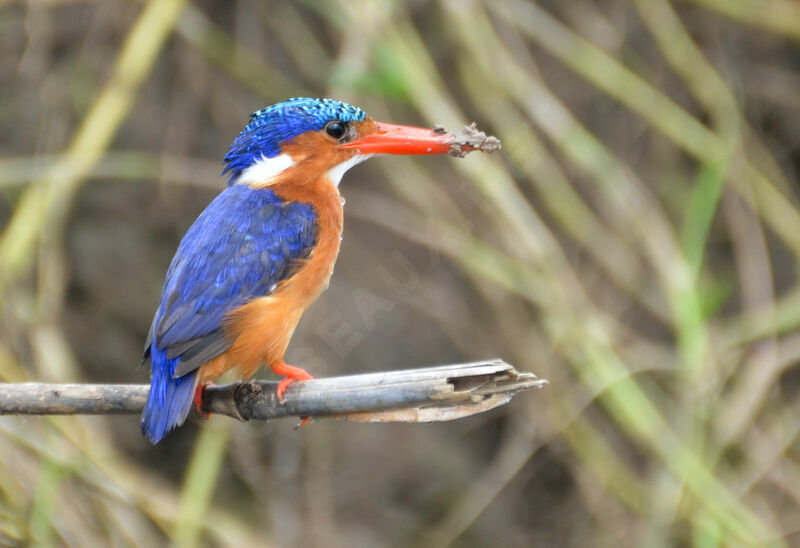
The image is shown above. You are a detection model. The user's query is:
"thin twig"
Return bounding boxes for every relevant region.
[0,360,545,423]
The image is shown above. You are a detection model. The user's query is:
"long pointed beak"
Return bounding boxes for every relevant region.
[341,122,452,155]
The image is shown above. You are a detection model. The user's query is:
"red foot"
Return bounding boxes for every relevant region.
[295,416,311,429]
[194,382,213,419]
[271,360,313,402]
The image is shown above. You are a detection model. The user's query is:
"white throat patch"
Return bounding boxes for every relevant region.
[327,154,373,187]
[235,153,295,186]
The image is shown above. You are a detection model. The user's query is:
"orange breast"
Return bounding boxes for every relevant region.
[197,175,344,383]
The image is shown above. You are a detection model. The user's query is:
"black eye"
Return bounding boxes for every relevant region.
[325,121,346,140]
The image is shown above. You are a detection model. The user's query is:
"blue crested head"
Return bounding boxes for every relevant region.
[222,97,367,182]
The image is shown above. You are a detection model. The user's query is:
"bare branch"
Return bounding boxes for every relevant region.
[0,383,149,415]
[0,360,545,423]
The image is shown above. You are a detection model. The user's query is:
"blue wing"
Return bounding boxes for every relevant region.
[141,185,317,443]
[154,185,316,360]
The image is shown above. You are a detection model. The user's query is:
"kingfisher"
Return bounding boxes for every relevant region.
[140,97,469,444]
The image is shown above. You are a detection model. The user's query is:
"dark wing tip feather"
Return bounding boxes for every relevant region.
[171,330,233,378]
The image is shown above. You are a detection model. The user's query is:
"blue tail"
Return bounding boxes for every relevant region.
[141,346,197,444]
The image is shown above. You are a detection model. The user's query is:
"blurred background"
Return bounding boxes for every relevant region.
[1,0,800,545]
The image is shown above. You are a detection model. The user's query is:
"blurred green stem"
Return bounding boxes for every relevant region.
[494,0,800,260]
[377,7,777,542]
[29,449,64,545]
[173,418,232,548]
[451,28,667,322]
[681,163,729,278]
[0,0,188,303]
[0,152,221,189]
[686,0,800,43]
[176,5,308,101]
[354,186,777,544]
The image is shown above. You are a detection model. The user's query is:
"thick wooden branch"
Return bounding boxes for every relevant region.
[0,360,546,423]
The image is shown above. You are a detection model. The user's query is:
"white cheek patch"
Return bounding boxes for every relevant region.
[327,154,373,187]
[236,153,295,186]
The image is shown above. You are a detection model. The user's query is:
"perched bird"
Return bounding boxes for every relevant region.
[141,97,461,443]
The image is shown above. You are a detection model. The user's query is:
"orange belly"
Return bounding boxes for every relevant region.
[197,294,305,382]
[197,174,344,383]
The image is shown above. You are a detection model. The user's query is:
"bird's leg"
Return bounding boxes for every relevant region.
[194,382,213,419]
[270,359,314,401]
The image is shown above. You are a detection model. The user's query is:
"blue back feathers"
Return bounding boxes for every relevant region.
[155,185,316,349]
[222,97,367,182]
[141,184,318,443]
